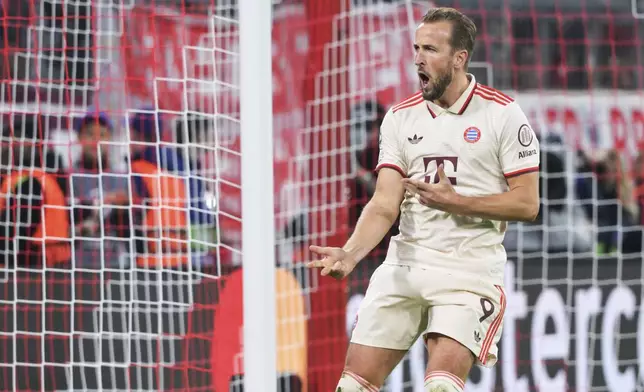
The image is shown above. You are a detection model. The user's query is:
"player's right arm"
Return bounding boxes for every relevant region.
[308,110,406,279]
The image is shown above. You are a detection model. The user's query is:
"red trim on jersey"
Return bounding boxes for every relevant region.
[392,92,422,111]
[477,83,514,103]
[392,97,424,113]
[344,371,379,392]
[425,371,465,390]
[426,102,436,118]
[478,285,506,365]
[375,163,406,178]
[475,84,513,106]
[504,166,539,178]
[456,84,477,114]
[474,90,509,106]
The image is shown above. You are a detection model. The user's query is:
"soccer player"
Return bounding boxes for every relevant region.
[308,7,540,392]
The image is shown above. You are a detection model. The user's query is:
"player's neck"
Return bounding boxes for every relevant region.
[433,73,470,109]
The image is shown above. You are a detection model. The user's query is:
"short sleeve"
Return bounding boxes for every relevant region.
[374,110,407,177]
[498,102,540,178]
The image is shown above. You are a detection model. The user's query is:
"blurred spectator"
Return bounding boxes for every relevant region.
[616,54,638,90]
[575,149,594,211]
[127,109,172,208]
[171,113,218,265]
[634,152,644,222]
[0,115,71,267]
[579,149,641,254]
[128,109,164,166]
[48,125,82,171]
[537,134,567,221]
[75,111,113,170]
[349,101,386,200]
[16,116,70,194]
[504,133,593,254]
[68,109,191,269]
[69,111,130,268]
[111,109,192,269]
[630,151,644,249]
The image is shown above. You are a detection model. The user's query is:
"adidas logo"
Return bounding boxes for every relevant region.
[408,134,423,144]
[474,330,481,343]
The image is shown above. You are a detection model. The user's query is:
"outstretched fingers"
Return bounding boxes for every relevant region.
[307,245,348,279]
[306,257,337,273]
[306,259,326,269]
[309,245,334,256]
[307,246,333,269]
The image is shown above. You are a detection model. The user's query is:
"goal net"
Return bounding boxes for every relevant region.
[0,0,641,391]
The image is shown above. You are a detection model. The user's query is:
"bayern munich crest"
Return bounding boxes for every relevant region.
[463,127,481,143]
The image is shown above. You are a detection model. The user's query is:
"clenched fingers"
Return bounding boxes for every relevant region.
[307,256,337,270]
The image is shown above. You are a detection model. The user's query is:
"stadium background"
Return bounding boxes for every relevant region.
[0,0,642,391]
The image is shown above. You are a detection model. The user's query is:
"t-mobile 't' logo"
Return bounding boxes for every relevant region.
[423,156,458,185]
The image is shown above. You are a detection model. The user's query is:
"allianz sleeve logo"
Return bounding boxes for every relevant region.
[518,149,537,159]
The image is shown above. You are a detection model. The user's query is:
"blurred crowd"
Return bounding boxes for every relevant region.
[0,110,220,270]
[2,0,637,91]
[139,0,641,90]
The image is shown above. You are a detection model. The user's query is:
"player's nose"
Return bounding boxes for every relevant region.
[414,51,424,66]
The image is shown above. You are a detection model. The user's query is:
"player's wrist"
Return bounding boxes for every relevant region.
[452,193,469,214]
[340,246,363,266]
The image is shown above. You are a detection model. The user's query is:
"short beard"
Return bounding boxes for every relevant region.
[422,68,453,102]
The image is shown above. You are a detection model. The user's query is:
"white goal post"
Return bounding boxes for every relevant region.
[239,0,277,391]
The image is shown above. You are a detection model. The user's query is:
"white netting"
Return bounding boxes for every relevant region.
[0,1,233,390]
[0,0,642,391]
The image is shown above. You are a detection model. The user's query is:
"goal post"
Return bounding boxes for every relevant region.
[239,0,277,391]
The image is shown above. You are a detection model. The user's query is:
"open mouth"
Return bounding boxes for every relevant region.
[418,72,430,89]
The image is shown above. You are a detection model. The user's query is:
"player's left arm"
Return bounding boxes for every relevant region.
[452,170,539,221]
[403,165,539,221]
[402,102,540,222]
[456,102,540,221]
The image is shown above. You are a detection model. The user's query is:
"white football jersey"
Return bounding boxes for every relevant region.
[375,74,540,284]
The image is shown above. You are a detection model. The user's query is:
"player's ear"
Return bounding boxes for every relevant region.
[453,49,468,70]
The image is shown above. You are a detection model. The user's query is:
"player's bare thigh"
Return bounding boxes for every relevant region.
[425,332,475,382]
[344,342,408,387]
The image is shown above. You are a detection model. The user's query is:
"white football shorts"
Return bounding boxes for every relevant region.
[350,263,506,367]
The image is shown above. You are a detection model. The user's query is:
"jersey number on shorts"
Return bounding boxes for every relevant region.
[479,298,495,323]
[423,156,458,185]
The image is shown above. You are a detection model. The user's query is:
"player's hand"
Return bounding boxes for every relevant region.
[401,165,460,212]
[306,245,357,280]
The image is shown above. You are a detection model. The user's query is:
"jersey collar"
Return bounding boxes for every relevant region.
[426,73,476,118]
